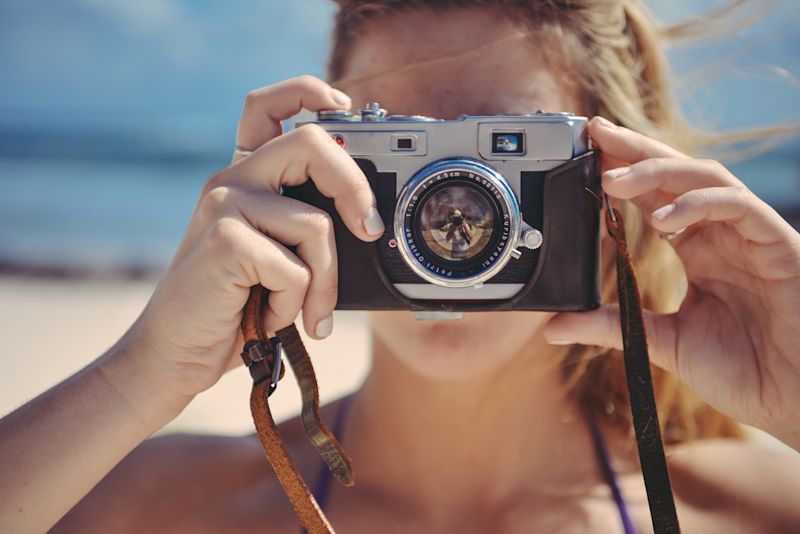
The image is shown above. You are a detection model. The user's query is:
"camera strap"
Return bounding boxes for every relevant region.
[238,202,681,534]
[605,200,681,534]
[239,286,353,534]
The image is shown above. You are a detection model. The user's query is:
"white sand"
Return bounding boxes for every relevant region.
[0,275,371,436]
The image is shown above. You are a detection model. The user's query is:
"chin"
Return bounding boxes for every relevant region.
[367,310,553,382]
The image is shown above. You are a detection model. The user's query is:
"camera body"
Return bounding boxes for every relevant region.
[285,103,601,313]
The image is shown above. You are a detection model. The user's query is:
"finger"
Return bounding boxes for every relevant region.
[589,116,688,164]
[599,152,628,176]
[198,186,339,338]
[543,304,680,375]
[602,158,742,201]
[231,123,385,242]
[206,216,311,334]
[649,186,800,248]
[231,188,339,340]
[236,75,352,151]
[602,158,741,220]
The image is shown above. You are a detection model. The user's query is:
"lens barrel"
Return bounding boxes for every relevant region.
[393,159,521,287]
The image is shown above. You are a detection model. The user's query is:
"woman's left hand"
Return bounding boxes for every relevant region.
[543,117,800,449]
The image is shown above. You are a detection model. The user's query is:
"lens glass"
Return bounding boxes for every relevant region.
[417,182,495,262]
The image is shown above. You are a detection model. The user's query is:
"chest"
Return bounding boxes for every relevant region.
[150,484,652,534]
[130,461,753,534]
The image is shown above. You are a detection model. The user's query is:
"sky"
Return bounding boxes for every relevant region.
[0,0,798,147]
[0,0,335,141]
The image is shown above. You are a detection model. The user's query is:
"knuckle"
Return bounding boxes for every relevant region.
[293,74,323,90]
[701,158,725,171]
[208,217,245,253]
[700,158,731,178]
[316,280,339,301]
[292,263,313,289]
[304,209,335,236]
[349,174,373,197]
[243,88,262,108]
[636,157,662,176]
[200,171,226,198]
[687,187,712,203]
[200,185,235,216]
[293,123,330,146]
[732,184,755,204]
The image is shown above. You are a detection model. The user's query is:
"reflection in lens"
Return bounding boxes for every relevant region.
[418,183,494,261]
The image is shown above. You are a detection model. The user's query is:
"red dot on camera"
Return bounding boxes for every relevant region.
[332,135,345,148]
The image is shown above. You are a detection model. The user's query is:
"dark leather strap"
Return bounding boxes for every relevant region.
[605,205,681,534]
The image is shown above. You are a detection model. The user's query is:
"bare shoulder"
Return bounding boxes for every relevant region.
[52,400,344,533]
[666,437,800,532]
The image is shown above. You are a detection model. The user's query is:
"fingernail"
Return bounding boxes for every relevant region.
[604,166,631,180]
[329,88,351,106]
[595,116,618,129]
[315,314,333,338]
[547,339,575,345]
[363,207,385,236]
[652,204,675,221]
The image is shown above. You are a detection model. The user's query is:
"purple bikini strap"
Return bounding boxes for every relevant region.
[587,410,638,534]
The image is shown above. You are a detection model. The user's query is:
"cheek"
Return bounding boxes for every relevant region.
[368,310,554,380]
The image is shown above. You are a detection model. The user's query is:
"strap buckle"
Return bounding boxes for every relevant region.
[241,336,283,397]
[267,338,283,397]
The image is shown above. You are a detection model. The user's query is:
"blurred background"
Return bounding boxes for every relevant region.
[0,0,799,438]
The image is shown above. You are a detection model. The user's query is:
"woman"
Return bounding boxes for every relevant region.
[2,1,800,532]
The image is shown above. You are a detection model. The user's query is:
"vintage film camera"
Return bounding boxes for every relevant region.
[285,103,601,317]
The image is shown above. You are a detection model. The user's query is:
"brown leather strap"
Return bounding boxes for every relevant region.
[278,325,355,486]
[605,203,681,534]
[250,380,333,533]
[240,286,354,534]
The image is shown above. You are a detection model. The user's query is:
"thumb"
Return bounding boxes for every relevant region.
[543,303,679,375]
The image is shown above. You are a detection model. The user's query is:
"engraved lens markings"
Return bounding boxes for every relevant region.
[402,169,511,279]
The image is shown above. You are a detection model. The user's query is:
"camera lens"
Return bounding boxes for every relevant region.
[417,183,495,262]
[393,159,521,288]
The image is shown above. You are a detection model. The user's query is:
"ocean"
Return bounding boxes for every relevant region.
[0,126,798,278]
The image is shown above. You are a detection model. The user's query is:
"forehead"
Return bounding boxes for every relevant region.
[338,7,584,119]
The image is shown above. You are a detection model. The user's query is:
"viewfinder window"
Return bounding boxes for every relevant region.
[492,132,525,154]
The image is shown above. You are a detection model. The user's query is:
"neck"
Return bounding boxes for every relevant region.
[343,325,611,522]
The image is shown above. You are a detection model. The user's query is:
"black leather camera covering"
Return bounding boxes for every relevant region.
[281,150,601,312]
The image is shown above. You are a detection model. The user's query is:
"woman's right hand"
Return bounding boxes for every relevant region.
[119,75,385,404]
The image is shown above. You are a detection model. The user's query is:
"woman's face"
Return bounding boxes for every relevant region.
[340,7,587,381]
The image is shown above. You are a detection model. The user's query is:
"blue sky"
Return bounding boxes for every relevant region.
[0,1,334,130]
[0,0,798,141]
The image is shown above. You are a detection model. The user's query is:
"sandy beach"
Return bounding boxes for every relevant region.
[1,273,796,457]
[0,274,371,437]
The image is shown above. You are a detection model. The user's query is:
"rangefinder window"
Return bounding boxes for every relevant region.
[491,131,525,155]
[391,134,417,151]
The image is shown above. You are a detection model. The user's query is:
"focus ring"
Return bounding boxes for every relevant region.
[393,158,521,288]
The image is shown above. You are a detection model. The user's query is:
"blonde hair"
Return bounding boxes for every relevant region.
[328,0,745,446]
